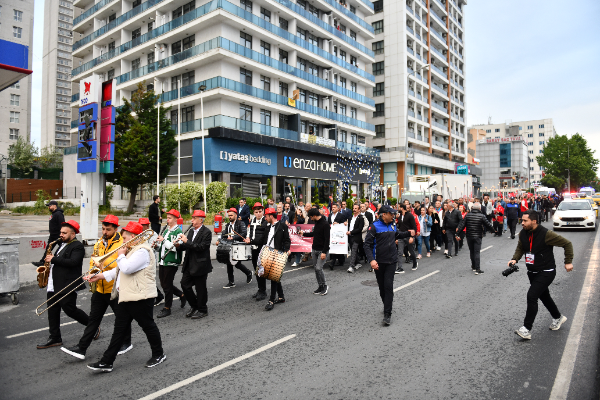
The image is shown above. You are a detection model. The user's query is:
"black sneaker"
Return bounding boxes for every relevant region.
[61,345,86,360]
[246,272,253,284]
[255,291,267,301]
[37,337,62,349]
[395,267,404,274]
[265,301,274,311]
[157,308,171,318]
[154,295,164,307]
[185,308,197,318]
[404,257,411,264]
[180,295,187,309]
[223,282,236,289]
[87,361,113,372]
[118,343,133,355]
[145,354,166,368]
[190,311,208,320]
[313,286,323,295]
[320,285,329,296]
[454,253,459,257]
[475,269,484,275]
[445,254,452,259]
[383,313,391,326]
[252,291,259,299]
[412,263,418,271]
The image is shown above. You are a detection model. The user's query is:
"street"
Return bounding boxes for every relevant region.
[1,221,599,400]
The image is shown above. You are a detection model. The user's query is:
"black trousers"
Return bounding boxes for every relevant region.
[158,265,183,309]
[226,261,251,283]
[269,280,284,302]
[508,219,518,237]
[458,231,465,249]
[100,298,162,365]
[543,210,549,222]
[445,228,458,255]
[374,262,396,315]
[524,270,561,330]
[78,291,131,352]
[252,248,267,293]
[466,237,482,270]
[39,235,60,263]
[151,222,161,235]
[180,270,208,313]
[397,237,416,268]
[47,290,89,341]
[493,221,503,236]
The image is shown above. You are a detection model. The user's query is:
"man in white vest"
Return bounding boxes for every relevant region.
[85,221,165,372]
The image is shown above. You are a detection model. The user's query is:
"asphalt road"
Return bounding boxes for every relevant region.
[1,221,599,400]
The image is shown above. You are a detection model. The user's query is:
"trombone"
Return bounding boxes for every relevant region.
[35,229,155,316]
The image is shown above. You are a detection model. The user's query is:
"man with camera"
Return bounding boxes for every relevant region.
[507,210,573,340]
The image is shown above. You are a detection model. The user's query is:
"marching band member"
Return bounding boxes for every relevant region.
[217,208,253,289]
[154,210,186,318]
[86,222,165,372]
[138,218,165,306]
[61,215,133,358]
[177,210,212,319]
[262,208,291,311]
[245,202,268,301]
[37,220,90,349]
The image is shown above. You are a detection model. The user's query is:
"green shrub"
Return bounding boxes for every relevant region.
[206,181,227,213]
[346,198,354,209]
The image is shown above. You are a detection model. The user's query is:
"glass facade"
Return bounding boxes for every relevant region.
[500,143,511,167]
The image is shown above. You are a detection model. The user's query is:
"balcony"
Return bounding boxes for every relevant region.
[432,0,447,13]
[71,93,80,102]
[73,0,115,26]
[431,83,447,97]
[417,93,422,101]
[174,114,299,140]
[416,32,422,41]
[406,4,414,15]
[408,109,416,118]
[408,89,416,97]
[407,25,414,35]
[432,120,448,131]
[430,10,446,27]
[71,120,79,129]
[431,102,447,113]
[408,130,416,138]
[407,46,414,55]
[416,53,421,61]
[336,141,380,156]
[430,29,446,44]
[430,46,447,62]
[433,141,448,150]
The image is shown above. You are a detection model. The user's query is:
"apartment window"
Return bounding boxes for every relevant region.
[14,9,23,21]
[279,82,288,97]
[373,0,383,13]
[372,40,384,54]
[297,28,306,41]
[172,0,195,18]
[350,5,356,13]
[338,130,347,142]
[147,52,154,64]
[132,27,141,40]
[539,124,545,128]
[279,17,288,31]
[527,142,533,146]
[350,30,356,40]
[527,125,533,129]
[260,7,271,22]
[373,103,384,117]
[527,133,533,138]
[131,58,140,70]
[181,105,194,122]
[108,41,115,51]
[539,132,545,137]
[148,22,154,32]
[485,129,491,133]
[340,103,347,115]
[240,32,252,49]
[339,77,346,88]
[107,69,115,80]
[170,110,178,125]
[260,109,271,126]
[308,4,319,17]
[529,150,534,154]
[351,81,357,92]
[308,34,318,46]
[300,90,307,103]
[240,104,252,121]
[297,0,307,9]
[351,133,357,145]
[182,71,194,87]
[108,13,116,22]
[519,126,522,130]
[240,68,252,85]
[350,56,357,66]
[13,26,22,38]
[530,167,534,171]
[10,111,20,123]
[297,57,306,71]
[539,141,545,145]
[499,143,511,168]
[373,61,384,75]
[132,0,141,7]
[373,82,384,96]
[339,24,346,34]
[375,124,385,138]
[372,20,383,34]
[350,107,357,119]
[308,91,318,107]
[339,50,346,61]
[240,0,252,11]
[10,94,20,106]
[9,128,19,139]
[260,75,270,91]
[279,49,288,64]
[539,150,543,154]
[495,128,500,132]
[182,35,195,50]
[9,80,20,89]
[260,40,270,56]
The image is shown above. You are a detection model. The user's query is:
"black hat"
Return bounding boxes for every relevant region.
[46,200,58,207]
[379,205,397,215]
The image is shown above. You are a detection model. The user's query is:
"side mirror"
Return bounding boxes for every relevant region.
[552,207,556,211]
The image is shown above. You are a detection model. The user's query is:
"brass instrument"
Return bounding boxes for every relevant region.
[36,229,155,316]
[36,239,62,288]
[89,241,101,293]
[161,224,193,261]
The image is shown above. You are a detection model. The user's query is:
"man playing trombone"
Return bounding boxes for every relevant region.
[61,215,133,359]
[37,220,90,349]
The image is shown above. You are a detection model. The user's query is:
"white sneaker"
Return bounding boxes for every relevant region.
[417,254,422,259]
[515,326,531,340]
[549,315,567,331]
[354,263,362,270]
[436,246,441,251]
[292,262,298,267]
[347,266,355,273]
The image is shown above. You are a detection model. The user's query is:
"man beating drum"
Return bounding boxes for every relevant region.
[260,208,291,311]
[216,208,253,289]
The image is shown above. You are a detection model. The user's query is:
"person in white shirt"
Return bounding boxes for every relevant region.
[86,222,165,372]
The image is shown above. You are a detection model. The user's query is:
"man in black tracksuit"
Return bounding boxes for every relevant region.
[364,205,415,326]
[505,197,520,239]
[509,210,573,340]
[396,204,417,273]
[456,203,495,275]
[443,203,462,258]
[34,201,65,267]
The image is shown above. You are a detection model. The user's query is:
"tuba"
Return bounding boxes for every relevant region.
[36,239,62,288]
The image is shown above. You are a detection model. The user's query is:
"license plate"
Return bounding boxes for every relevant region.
[566,222,580,226]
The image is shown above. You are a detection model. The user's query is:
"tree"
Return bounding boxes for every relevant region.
[265,178,273,200]
[107,82,178,213]
[38,145,63,169]
[8,136,37,171]
[537,133,598,190]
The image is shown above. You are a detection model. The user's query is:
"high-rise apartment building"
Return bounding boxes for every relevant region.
[366,0,467,198]
[0,0,34,157]
[470,118,556,186]
[69,0,381,201]
[41,0,82,149]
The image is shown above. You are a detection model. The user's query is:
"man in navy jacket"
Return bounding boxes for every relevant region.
[237,198,251,227]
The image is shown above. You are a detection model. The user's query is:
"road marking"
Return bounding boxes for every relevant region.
[137,334,296,400]
[6,313,114,339]
[549,230,600,400]
[283,265,311,274]
[480,246,493,252]
[394,270,439,292]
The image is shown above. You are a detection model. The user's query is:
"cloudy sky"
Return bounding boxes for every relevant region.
[29,0,600,161]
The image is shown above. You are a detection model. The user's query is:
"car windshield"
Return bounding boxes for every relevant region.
[558,202,592,211]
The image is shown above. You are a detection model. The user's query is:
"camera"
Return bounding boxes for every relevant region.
[502,263,519,277]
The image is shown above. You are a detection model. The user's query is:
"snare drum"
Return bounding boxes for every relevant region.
[231,243,252,261]
[216,242,232,264]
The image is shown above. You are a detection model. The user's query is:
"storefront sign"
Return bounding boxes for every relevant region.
[278,150,337,179]
[485,137,523,143]
[300,133,335,148]
[193,138,277,175]
[455,164,470,175]
[219,151,272,166]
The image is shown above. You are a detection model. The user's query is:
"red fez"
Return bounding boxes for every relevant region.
[264,208,277,215]
[122,221,143,235]
[62,220,80,234]
[166,209,181,218]
[138,217,150,225]
[102,214,120,226]
[192,210,206,218]
[252,202,263,209]
[228,208,238,214]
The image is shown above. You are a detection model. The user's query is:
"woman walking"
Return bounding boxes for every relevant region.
[417,206,432,258]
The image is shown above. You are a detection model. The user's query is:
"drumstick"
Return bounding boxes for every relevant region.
[226,229,245,240]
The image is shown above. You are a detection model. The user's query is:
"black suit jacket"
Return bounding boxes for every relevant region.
[221,219,247,241]
[348,214,365,242]
[261,222,291,252]
[328,212,347,225]
[180,225,213,276]
[237,204,251,226]
[49,240,85,292]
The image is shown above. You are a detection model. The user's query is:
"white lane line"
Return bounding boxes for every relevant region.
[480,246,493,253]
[394,270,439,292]
[283,265,311,274]
[549,231,600,400]
[138,334,296,400]
[6,313,114,339]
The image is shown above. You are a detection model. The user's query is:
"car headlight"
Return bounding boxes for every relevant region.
[583,216,588,220]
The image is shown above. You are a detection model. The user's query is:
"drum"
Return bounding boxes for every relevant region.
[257,246,288,282]
[216,242,232,264]
[231,243,251,261]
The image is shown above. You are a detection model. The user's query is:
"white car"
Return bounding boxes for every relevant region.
[552,200,597,231]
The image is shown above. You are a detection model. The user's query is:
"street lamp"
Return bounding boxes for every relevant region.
[199,84,207,213]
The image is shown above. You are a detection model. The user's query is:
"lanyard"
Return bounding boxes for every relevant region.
[529,233,533,252]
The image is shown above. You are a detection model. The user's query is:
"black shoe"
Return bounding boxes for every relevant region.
[383,313,391,326]
[265,301,274,311]
[320,285,329,296]
[475,269,484,275]
[329,263,335,271]
[445,254,452,259]
[395,267,404,274]
[93,327,101,341]
[274,297,285,304]
[32,261,44,267]
[180,296,187,309]
[118,343,133,355]
[404,257,411,264]
[313,286,323,295]
[252,291,259,299]
[246,272,253,284]
[511,235,515,239]
[61,345,86,360]
[157,308,171,318]
[145,354,166,368]
[223,282,236,289]
[185,308,197,318]
[454,253,459,257]
[255,291,267,301]
[37,337,62,349]
[191,311,208,319]
[87,361,113,372]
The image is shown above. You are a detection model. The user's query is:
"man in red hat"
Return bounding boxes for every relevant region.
[245,202,269,300]
[61,215,133,359]
[261,208,291,311]
[86,221,165,372]
[176,210,213,319]
[217,208,252,289]
[154,209,186,317]
[37,220,90,350]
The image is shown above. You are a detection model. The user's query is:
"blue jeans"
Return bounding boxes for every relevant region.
[503,217,507,231]
[416,235,431,254]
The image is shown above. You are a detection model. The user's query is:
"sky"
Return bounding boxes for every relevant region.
[29,0,600,163]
